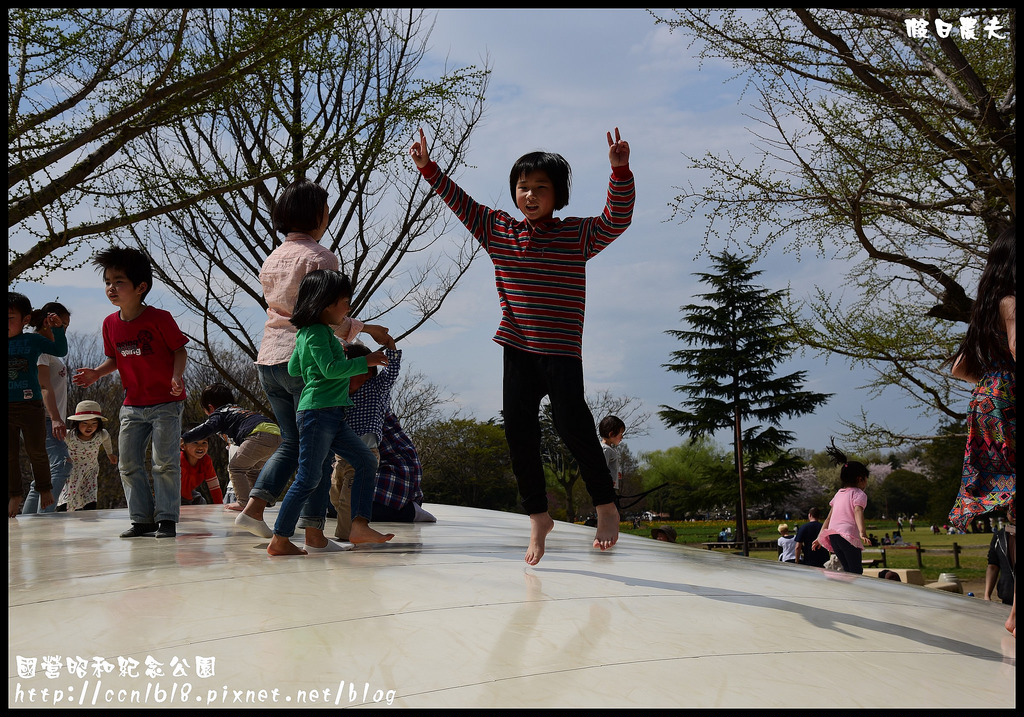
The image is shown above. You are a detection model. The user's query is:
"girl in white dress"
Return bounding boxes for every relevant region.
[57,400,118,511]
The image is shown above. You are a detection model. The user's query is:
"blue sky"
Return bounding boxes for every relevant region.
[12,9,940,458]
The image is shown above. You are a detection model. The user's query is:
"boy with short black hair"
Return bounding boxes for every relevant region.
[8,292,68,517]
[599,415,626,492]
[181,383,281,510]
[73,246,188,538]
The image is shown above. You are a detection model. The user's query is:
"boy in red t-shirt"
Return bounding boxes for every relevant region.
[74,247,188,539]
[180,436,223,505]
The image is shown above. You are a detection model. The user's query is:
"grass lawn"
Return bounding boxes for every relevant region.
[618,519,995,584]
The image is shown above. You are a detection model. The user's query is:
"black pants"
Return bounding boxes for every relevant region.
[502,346,616,515]
[372,500,416,522]
[830,534,863,574]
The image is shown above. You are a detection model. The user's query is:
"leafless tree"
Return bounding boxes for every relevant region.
[8,8,353,282]
[113,9,489,387]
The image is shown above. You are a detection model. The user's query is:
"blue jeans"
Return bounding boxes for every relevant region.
[274,406,376,538]
[118,401,183,524]
[250,363,304,506]
[24,416,72,514]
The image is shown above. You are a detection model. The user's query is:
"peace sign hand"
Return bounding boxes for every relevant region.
[607,127,629,167]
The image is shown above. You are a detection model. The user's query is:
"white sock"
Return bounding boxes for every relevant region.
[234,512,273,539]
[413,503,436,523]
[304,539,353,552]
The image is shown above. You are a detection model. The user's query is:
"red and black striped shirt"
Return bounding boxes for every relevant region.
[420,162,635,358]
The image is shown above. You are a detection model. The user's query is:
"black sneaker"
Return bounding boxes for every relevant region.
[155,520,176,538]
[120,523,157,538]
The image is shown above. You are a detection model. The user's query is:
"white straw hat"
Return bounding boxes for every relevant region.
[67,400,107,424]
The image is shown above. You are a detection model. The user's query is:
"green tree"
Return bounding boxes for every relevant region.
[414,418,519,512]
[876,468,932,520]
[8,8,351,282]
[919,420,971,524]
[649,9,1015,447]
[639,438,726,518]
[659,251,832,547]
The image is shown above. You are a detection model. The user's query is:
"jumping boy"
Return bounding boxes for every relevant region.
[73,247,188,538]
[410,126,634,564]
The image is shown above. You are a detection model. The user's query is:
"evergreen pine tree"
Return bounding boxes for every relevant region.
[660,252,832,544]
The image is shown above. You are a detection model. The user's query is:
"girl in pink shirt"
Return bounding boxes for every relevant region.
[813,440,870,574]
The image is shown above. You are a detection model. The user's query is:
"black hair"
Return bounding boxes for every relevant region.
[181,423,206,443]
[200,383,235,410]
[509,151,572,211]
[68,415,103,438]
[950,225,1016,377]
[344,341,377,378]
[8,291,32,318]
[273,178,329,235]
[92,246,154,300]
[825,437,869,488]
[808,506,822,520]
[289,269,353,328]
[30,302,71,330]
[599,415,626,439]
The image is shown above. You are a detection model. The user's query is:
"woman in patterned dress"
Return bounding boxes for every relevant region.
[948,225,1015,637]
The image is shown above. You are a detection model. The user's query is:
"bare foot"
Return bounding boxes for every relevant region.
[349,518,395,544]
[593,502,619,552]
[267,534,307,556]
[224,502,243,512]
[526,512,555,565]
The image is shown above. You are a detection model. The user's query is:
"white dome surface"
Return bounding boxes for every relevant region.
[8,504,1015,708]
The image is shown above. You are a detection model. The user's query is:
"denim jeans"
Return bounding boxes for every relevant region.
[250,362,305,506]
[118,401,183,524]
[274,406,377,538]
[23,416,72,514]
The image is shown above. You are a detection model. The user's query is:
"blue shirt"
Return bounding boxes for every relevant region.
[346,348,401,442]
[8,327,67,403]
